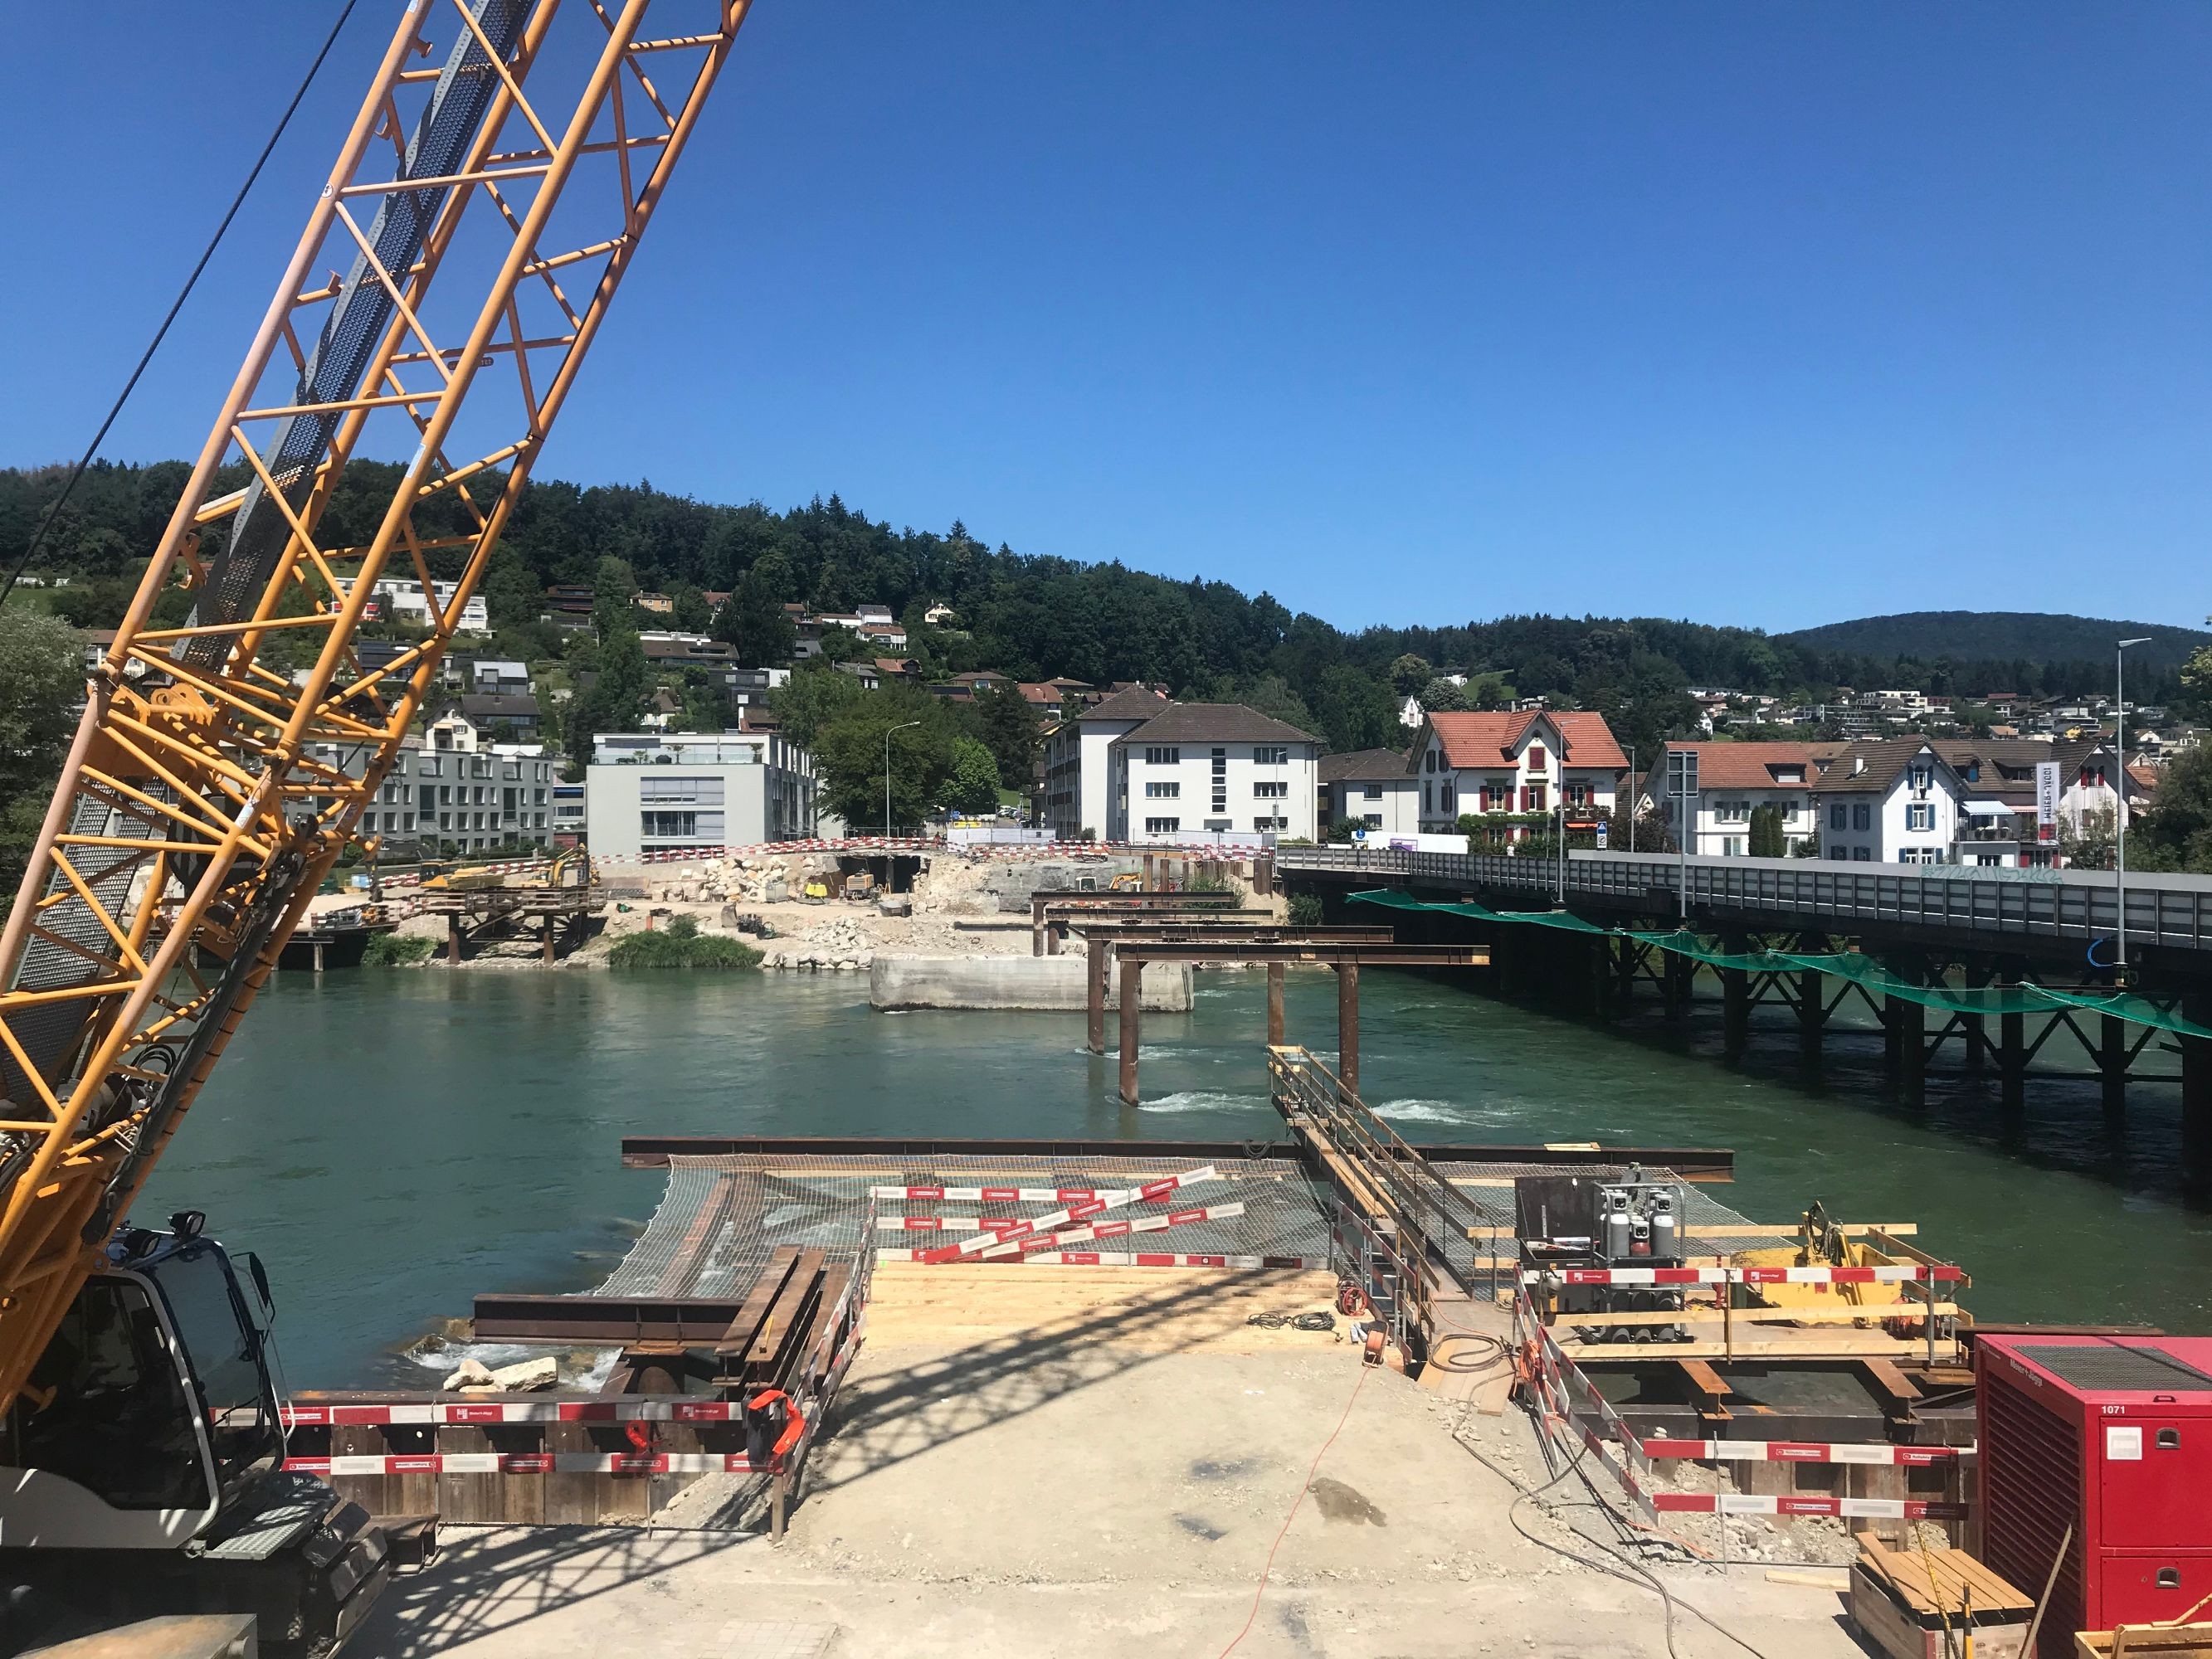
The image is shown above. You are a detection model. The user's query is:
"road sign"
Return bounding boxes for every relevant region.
[1667,749,1698,797]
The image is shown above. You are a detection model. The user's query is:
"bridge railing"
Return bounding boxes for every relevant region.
[1277,845,2212,952]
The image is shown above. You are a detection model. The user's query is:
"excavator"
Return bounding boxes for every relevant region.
[0,3,756,1649]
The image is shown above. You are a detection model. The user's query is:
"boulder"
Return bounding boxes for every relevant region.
[488,1356,558,1392]
[441,1357,495,1392]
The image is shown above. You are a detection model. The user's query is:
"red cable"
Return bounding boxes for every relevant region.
[1215,1360,1372,1658]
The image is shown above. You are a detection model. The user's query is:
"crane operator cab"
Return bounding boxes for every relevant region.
[0,1214,392,1655]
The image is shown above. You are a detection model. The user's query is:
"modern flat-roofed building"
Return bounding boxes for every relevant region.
[583,730,818,859]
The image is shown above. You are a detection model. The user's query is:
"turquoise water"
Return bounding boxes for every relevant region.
[142,966,2212,1387]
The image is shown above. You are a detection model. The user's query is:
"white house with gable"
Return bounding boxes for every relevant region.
[1411,711,1628,835]
[1810,738,1969,864]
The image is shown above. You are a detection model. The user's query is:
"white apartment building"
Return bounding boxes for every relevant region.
[1811,739,1967,864]
[1042,686,1171,841]
[1411,711,1626,835]
[369,577,490,634]
[1319,749,1420,839]
[1104,704,1321,843]
[583,730,818,859]
[1653,742,1834,856]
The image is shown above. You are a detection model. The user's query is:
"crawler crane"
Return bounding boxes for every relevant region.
[0,3,756,1647]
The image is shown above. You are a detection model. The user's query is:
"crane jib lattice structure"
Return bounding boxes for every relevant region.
[0,0,756,1411]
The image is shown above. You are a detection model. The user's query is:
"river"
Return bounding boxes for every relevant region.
[141,965,2212,1388]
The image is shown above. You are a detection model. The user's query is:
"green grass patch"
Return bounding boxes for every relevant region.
[607,913,761,971]
[363,932,437,966]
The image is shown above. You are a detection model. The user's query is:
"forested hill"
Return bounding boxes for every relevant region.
[2,460,2201,752]
[1781,612,2210,674]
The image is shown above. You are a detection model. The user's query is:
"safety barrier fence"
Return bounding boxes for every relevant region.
[278,1200,877,1535]
[1345,888,2212,1043]
[1514,1286,1971,1524]
[1282,844,2212,954]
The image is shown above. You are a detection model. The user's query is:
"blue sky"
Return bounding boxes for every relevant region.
[2,3,2208,633]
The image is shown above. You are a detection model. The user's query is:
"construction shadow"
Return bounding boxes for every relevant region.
[790,1267,1338,1501]
[348,1522,753,1657]
[347,1268,1342,1655]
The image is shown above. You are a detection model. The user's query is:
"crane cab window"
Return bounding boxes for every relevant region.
[18,1277,209,1511]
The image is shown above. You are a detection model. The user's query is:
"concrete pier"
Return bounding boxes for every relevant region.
[870,955,1191,1012]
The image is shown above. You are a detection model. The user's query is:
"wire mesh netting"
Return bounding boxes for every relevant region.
[598,1152,1344,1299]
[1349,888,2212,1040]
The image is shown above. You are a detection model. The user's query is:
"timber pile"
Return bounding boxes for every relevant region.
[1849,1533,2034,1659]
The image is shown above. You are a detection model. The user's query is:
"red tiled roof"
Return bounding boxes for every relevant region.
[1657,742,1825,790]
[1427,710,1628,771]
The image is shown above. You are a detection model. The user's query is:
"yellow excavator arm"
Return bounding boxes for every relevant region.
[0,0,755,1413]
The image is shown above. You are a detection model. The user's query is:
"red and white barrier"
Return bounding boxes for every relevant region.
[975,1201,1244,1260]
[873,1184,1143,1204]
[283,1399,747,1428]
[1637,1437,1965,1467]
[287,1451,760,1477]
[879,1248,1320,1269]
[918,1165,1218,1263]
[1530,1264,1962,1287]
[1518,1287,1971,1519]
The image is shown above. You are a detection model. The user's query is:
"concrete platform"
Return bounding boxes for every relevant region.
[350,1267,1873,1657]
[869,955,1191,1011]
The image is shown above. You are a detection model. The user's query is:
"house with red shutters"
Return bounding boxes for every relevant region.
[1409,711,1630,835]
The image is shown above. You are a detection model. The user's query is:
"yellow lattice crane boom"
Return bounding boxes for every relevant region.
[0,5,753,1639]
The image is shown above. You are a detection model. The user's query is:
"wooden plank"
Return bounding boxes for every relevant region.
[1549,1301,1958,1329]
[713,1246,801,1354]
[744,1249,825,1365]
[1552,1331,1937,1360]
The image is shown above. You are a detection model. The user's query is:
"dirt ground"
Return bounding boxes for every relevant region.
[351,1267,1873,1658]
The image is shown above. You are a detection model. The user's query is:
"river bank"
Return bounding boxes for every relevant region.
[355,848,1177,971]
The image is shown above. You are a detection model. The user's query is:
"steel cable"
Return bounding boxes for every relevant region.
[0,1,362,609]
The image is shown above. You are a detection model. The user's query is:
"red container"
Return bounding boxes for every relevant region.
[1976,1334,2212,1655]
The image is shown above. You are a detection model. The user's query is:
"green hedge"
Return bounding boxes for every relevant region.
[607,913,761,971]
[363,932,437,966]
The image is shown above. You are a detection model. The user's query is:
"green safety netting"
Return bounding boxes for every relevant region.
[1347,892,2212,1042]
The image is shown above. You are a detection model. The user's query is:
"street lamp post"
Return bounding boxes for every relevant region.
[2115,639,2151,971]
[1626,746,1635,854]
[884,719,923,883]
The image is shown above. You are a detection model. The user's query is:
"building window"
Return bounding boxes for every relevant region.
[1362,813,1382,828]
[1441,782,1455,813]
[1254,781,1288,799]
[1566,782,1590,806]
[1526,745,1547,772]
[1145,781,1181,799]
[1853,846,1871,861]
[1828,803,1845,830]
[1361,785,1382,801]
[1525,782,1547,812]
[1906,803,1935,831]
[1424,781,1433,814]
[1211,748,1227,814]
[1852,804,1871,831]
[1253,815,1288,830]
[1908,765,1932,794]
[1253,746,1289,766]
[1830,847,1849,861]
[1144,747,1179,766]
[1144,815,1181,834]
